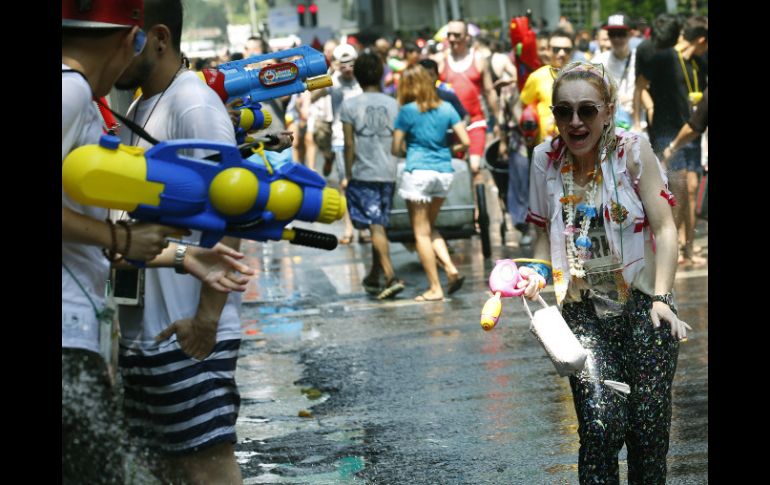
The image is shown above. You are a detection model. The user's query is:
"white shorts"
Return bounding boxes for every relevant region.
[398,170,454,203]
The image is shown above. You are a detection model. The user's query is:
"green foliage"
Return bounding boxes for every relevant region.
[598,0,707,26]
[183,0,229,41]
[599,0,666,25]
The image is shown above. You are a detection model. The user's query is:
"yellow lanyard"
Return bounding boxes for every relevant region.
[677,49,699,94]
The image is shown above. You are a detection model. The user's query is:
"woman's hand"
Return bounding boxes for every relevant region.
[185,243,255,293]
[516,266,546,300]
[651,301,692,341]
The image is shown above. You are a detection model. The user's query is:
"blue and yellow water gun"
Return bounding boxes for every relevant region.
[197,45,333,143]
[62,134,346,250]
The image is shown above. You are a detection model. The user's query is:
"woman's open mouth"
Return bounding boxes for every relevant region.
[568,131,590,143]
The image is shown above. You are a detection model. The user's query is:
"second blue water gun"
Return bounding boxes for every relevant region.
[197,45,333,142]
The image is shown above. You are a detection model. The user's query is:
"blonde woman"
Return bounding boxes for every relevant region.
[523,62,690,483]
[392,66,470,301]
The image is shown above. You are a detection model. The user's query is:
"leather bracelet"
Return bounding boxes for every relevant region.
[651,292,674,307]
[116,220,132,260]
[102,218,123,262]
[174,244,188,274]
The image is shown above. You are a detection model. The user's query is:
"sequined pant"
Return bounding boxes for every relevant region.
[561,290,679,485]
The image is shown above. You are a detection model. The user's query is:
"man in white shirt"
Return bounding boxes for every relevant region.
[62,1,181,482]
[594,13,636,126]
[113,0,254,482]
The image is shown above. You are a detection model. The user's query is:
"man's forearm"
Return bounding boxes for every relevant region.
[670,123,699,153]
[62,207,112,247]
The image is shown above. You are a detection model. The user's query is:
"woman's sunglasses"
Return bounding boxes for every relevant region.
[550,104,604,123]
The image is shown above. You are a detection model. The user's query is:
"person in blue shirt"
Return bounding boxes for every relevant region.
[391,65,470,301]
[417,58,468,121]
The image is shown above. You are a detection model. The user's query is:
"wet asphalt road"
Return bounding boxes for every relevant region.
[233,196,708,484]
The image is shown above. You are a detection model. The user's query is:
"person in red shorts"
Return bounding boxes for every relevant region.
[436,19,500,188]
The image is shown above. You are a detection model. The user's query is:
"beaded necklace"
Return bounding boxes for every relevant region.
[560,152,601,279]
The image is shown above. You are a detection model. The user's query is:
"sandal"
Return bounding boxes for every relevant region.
[377,279,405,300]
[339,235,353,245]
[447,275,465,295]
[414,292,445,302]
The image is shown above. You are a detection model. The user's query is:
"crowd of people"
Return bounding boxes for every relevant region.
[63,0,706,482]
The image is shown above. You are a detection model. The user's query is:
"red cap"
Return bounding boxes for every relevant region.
[62,0,143,29]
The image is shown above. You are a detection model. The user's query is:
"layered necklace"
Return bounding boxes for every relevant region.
[560,152,602,279]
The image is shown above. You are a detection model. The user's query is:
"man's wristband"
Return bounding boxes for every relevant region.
[174,244,188,274]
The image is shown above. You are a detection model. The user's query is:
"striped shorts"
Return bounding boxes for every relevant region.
[118,339,241,455]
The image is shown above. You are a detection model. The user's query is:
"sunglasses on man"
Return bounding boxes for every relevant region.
[550,104,604,123]
[133,29,147,56]
[551,46,573,55]
[446,32,464,39]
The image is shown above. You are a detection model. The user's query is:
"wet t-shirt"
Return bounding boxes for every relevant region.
[563,182,624,314]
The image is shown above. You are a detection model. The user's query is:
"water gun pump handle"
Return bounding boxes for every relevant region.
[288,228,338,250]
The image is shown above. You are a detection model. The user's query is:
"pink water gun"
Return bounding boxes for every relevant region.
[480,259,526,331]
[480,259,551,331]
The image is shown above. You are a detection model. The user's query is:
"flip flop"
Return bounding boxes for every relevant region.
[339,235,353,245]
[377,279,405,300]
[447,275,465,295]
[414,293,445,302]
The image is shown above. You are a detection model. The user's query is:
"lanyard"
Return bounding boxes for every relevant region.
[676,49,699,95]
[62,263,114,324]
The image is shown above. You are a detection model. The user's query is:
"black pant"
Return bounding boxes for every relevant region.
[561,290,679,484]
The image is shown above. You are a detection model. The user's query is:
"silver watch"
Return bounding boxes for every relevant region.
[174,244,188,274]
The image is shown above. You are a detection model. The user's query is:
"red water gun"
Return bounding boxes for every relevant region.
[509,12,542,91]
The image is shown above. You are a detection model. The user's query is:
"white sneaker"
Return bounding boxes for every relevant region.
[519,232,533,246]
